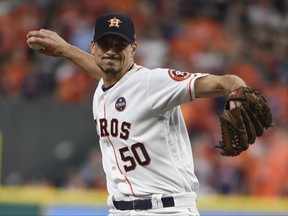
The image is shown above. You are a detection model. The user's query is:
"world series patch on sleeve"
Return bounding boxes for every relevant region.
[217,86,273,156]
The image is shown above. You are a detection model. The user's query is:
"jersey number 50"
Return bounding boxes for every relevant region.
[119,142,151,172]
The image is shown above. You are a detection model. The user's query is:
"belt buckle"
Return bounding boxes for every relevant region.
[132,199,148,210]
[132,200,136,210]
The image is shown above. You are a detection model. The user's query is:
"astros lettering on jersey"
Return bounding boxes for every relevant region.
[93,64,208,197]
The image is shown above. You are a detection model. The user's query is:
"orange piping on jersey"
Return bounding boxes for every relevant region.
[188,78,194,101]
[104,95,136,196]
[125,175,135,195]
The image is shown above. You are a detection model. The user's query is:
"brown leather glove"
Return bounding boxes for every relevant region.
[217,87,273,156]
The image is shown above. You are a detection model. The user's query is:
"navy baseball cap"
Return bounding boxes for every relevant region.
[92,13,136,43]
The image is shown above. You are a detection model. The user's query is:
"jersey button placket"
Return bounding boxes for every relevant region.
[98,94,106,113]
[101,140,110,147]
[104,140,110,147]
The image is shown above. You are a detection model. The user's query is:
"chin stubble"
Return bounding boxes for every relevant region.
[100,65,121,75]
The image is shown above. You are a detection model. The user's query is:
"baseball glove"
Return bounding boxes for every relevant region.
[216,86,273,156]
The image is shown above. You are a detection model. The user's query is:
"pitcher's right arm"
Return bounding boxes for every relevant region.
[27,29,102,81]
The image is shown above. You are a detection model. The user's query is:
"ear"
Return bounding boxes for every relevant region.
[90,41,95,55]
[131,42,137,57]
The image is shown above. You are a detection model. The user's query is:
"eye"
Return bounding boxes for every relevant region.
[97,40,109,49]
[96,39,130,52]
[115,42,129,51]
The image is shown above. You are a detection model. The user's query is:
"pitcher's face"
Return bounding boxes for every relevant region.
[91,35,137,76]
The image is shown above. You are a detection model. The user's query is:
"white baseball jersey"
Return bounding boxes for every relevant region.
[92,64,208,197]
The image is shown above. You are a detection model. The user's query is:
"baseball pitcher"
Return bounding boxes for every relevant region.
[26,12,272,216]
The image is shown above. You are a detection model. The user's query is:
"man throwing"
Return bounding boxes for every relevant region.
[27,12,272,216]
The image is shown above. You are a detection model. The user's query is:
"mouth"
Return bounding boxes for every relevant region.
[102,56,121,61]
[103,59,119,66]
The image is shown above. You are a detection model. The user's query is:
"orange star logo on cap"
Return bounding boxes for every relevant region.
[108,17,122,28]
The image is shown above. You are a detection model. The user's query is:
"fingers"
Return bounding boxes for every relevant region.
[26,29,54,42]
[27,36,47,49]
[27,29,45,39]
[27,29,53,37]
[26,29,70,57]
[26,29,55,49]
[27,30,44,45]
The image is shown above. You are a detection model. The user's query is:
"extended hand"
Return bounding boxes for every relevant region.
[26,29,71,57]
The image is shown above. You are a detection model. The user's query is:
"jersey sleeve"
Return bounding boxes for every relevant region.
[147,68,208,115]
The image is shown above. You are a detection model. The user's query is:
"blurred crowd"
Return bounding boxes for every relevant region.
[1,0,288,197]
